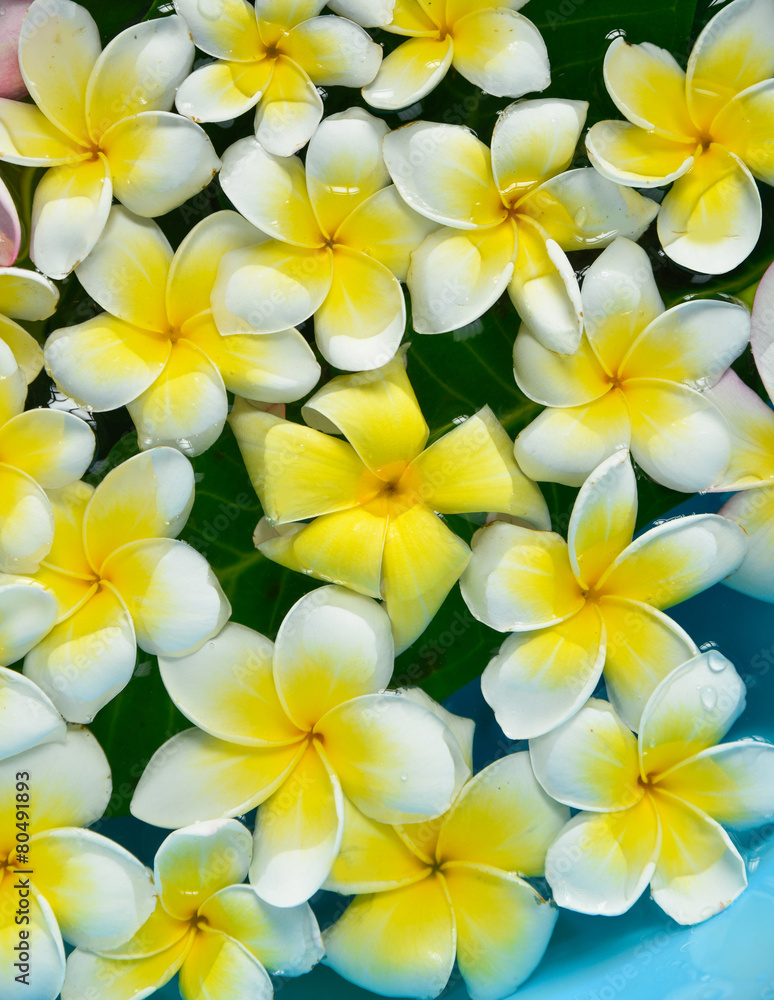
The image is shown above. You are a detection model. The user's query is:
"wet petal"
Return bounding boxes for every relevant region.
[178,927,273,1000]
[176,57,271,122]
[0,464,53,574]
[362,35,452,110]
[451,8,550,98]
[0,408,93,489]
[173,0,263,60]
[0,267,58,322]
[0,98,83,165]
[585,120,695,188]
[720,485,774,601]
[0,662,63,754]
[513,327,609,408]
[253,55,323,157]
[282,15,381,87]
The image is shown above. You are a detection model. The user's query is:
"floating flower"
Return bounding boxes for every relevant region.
[586,0,774,273]
[0,580,56,669]
[362,0,550,111]
[0,340,95,575]
[45,206,320,457]
[383,101,658,353]
[0,0,220,278]
[462,450,747,735]
[173,0,381,157]
[229,355,549,650]
[131,586,471,907]
[0,666,63,758]
[63,818,323,1000]
[212,108,437,371]
[22,447,231,723]
[0,725,156,999]
[324,752,568,1000]
[531,652,774,924]
[512,237,750,490]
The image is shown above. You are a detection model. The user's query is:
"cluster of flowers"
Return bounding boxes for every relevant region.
[2,0,774,998]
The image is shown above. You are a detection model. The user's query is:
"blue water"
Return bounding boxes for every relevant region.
[96,492,774,1000]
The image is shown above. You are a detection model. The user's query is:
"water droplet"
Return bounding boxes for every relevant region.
[400,772,408,782]
[707,650,728,673]
[700,685,717,710]
[574,208,589,227]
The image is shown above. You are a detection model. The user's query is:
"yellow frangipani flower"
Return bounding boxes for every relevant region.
[212,108,437,371]
[0,0,220,279]
[22,448,231,724]
[173,0,382,156]
[44,206,320,458]
[586,0,774,273]
[131,587,472,907]
[513,238,751,491]
[362,0,550,111]
[462,450,747,736]
[62,819,323,1000]
[0,726,155,1000]
[323,752,568,1000]
[383,99,658,353]
[0,340,95,575]
[531,653,774,924]
[229,355,549,651]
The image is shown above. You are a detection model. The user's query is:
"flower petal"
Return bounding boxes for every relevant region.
[705,371,774,490]
[22,583,137,723]
[0,267,58,322]
[327,0,394,27]
[713,78,774,185]
[0,663,63,754]
[603,36,694,139]
[101,537,230,656]
[0,97,84,165]
[0,463,53,574]
[249,742,343,907]
[599,512,747,609]
[314,246,406,370]
[657,145,761,274]
[323,874,455,999]
[598,596,699,733]
[30,155,112,279]
[383,122,506,229]
[452,8,549,98]
[62,934,191,1000]
[38,480,93,579]
[273,585,394,731]
[444,864,557,1000]
[176,57,271,123]
[460,521,583,632]
[720,485,774,601]
[752,270,774,400]
[178,927,273,1000]
[530,697,642,812]
[545,796,661,916]
[0,337,25,424]
[649,791,747,925]
[362,35,453,110]
[254,0,326,26]
[101,112,220,218]
[438,752,569,874]
[0,876,65,1000]
[131,728,304,828]
[0,408,93,490]
[508,216,582,354]
[585,120,696,188]
[638,651,746,778]
[481,605,605,741]
[513,327,608,409]
[86,15,194,141]
[173,0,263,60]
[254,55,323,157]
[127,340,228,457]
[0,315,44,384]
[406,222,516,334]
[154,818,252,921]
[283,14,381,86]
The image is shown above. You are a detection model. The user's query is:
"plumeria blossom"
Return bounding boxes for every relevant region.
[0,340,95,575]
[586,0,774,273]
[362,0,550,111]
[383,100,658,353]
[212,108,437,371]
[22,447,231,723]
[0,725,156,1000]
[532,652,774,924]
[462,450,748,736]
[0,666,63,758]
[44,206,320,457]
[173,0,381,157]
[229,355,549,651]
[0,0,220,279]
[131,586,472,907]
[63,819,323,1000]
[323,752,568,1000]
[512,238,750,490]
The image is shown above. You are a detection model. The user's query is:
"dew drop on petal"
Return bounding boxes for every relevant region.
[700,685,717,710]
[707,650,728,673]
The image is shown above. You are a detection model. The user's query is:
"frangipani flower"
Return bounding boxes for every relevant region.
[45,206,320,457]
[513,237,750,491]
[0,340,95,575]
[174,0,381,156]
[0,725,156,1000]
[324,752,568,1000]
[22,447,231,723]
[212,108,437,371]
[462,450,748,735]
[0,580,56,668]
[531,652,774,924]
[362,0,550,111]
[0,0,220,279]
[229,355,549,650]
[131,586,472,907]
[0,666,63,758]
[63,819,323,1000]
[383,100,658,353]
[586,0,774,273]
